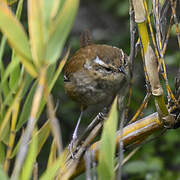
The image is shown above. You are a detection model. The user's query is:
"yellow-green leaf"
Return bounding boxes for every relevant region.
[0,3,38,77]
[40,150,68,180]
[0,36,10,98]
[0,82,23,141]
[0,3,32,62]
[11,120,50,159]
[36,121,50,155]
[0,166,9,180]
[45,0,79,63]
[0,142,5,163]
[9,56,21,91]
[28,0,44,66]
[16,50,68,130]
[20,129,38,180]
[41,0,61,42]
[1,57,20,88]
[16,81,37,131]
[97,97,118,180]
[9,0,24,90]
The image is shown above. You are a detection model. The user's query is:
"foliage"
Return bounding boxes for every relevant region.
[0,0,79,179]
[97,97,118,180]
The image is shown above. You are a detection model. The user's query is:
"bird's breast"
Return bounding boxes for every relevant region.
[64,69,126,107]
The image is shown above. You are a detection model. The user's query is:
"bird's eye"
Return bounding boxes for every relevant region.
[104,67,112,72]
[124,59,127,65]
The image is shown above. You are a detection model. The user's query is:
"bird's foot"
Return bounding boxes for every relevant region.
[68,136,78,159]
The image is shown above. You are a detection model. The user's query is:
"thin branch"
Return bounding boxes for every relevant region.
[129,92,151,124]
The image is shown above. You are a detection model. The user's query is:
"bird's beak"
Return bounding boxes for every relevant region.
[118,66,126,75]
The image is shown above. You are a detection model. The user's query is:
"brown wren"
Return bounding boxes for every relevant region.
[64,31,130,151]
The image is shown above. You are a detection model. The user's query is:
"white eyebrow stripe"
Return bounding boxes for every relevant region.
[93,56,106,66]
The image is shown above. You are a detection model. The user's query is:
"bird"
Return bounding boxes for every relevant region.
[64,30,130,154]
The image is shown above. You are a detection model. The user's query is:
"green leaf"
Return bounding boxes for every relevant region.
[21,73,33,97]
[16,81,37,131]
[11,121,50,159]
[1,121,10,145]
[20,129,38,180]
[9,0,24,90]
[45,0,79,63]
[0,142,5,163]
[0,3,32,62]
[16,64,55,130]
[8,56,21,92]
[0,166,9,180]
[47,140,56,169]
[16,51,68,130]
[36,121,50,155]
[0,85,17,121]
[39,150,68,180]
[41,0,61,42]
[36,51,69,120]
[15,0,24,20]
[0,74,33,122]
[28,0,45,66]
[1,57,20,90]
[0,83,23,141]
[0,36,10,98]
[0,3,37,77]
[97,97,118,180]
[9,135,20,159]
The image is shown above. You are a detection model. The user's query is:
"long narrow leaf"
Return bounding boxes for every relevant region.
[0,142,5,163]
[97,97,118,180]
[36,50,69,121]
[36,120,50,155]
[0,82,24,141]
[16,50,68,130]
[16,64,56,130]
[39,150,68,180]
[45,0,79,63]
[0,74,32,122]
[9,0,24,90]
[28,0,44,66]
[40,0,61,44]
[1,58,19,88]
[0,36,10,99]
[0,3,32,61]
[0,84,18,120]
[16,81,37,131]
[47,140,57,169]
[10,121,50,159]
[20,129,38,180]
[0,3,37,77]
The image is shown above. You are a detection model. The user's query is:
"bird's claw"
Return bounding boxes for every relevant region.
[68,142,74,159]
[68,138,77,159]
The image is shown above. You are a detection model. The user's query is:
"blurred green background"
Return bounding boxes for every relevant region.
[7,0,180,179]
